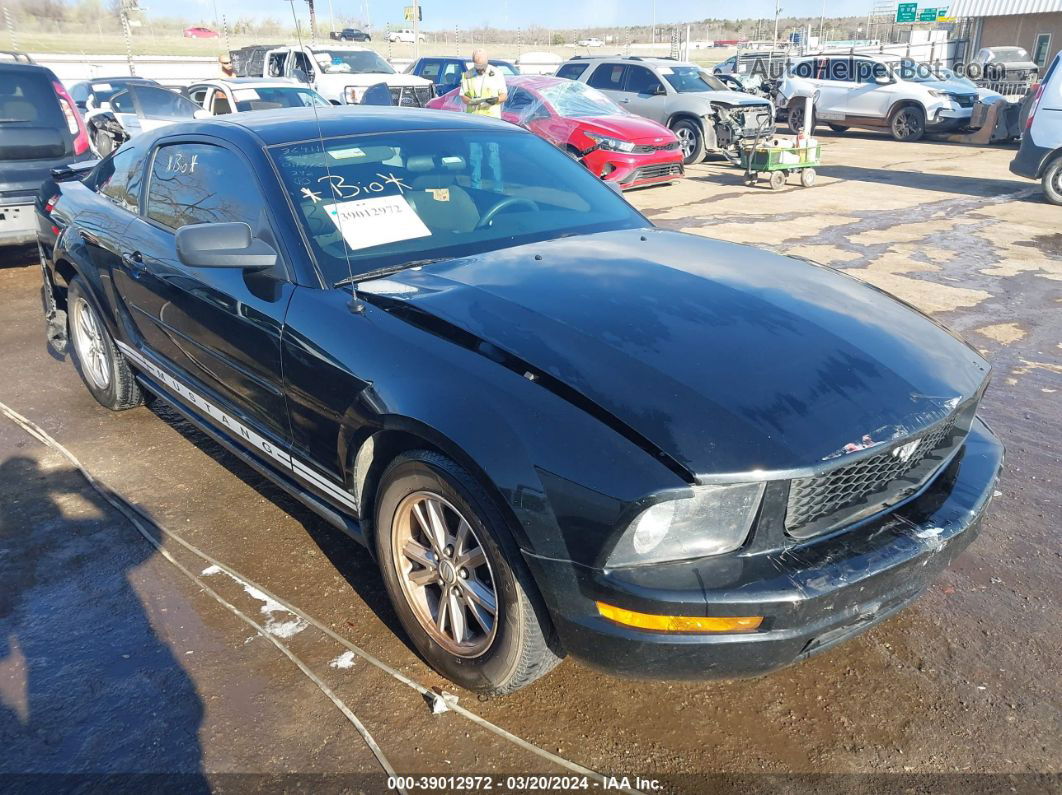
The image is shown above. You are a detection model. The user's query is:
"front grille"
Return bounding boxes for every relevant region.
[632,141,680,154]
[388,85,434,107]
[786,403,976,539]
[627,163,683,182]
[954,93,976,108]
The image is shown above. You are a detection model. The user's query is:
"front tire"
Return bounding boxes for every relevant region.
[1041,157,1062,206]
[374,450,561,695]
[890,105,926,142]
[671,119,705,165]
[67,277,143,411]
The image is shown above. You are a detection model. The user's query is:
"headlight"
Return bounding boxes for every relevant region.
[606,483,765,568]
[344,85,367,103]
[585,132,637,153]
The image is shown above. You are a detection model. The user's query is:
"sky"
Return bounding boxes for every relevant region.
[186,0,881,32]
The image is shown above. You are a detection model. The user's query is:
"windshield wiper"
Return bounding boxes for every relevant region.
[333,257,452,288]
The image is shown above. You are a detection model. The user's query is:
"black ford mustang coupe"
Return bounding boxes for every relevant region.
[37,108,1002,695]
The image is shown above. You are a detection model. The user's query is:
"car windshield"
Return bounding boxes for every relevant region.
[662,66,728,92]
[992,47,1030,61]
[492,62,518,75]
[539,81,621,117]
[0,69,71,160]
[312,49,394,74]
[91,79,145,103]
[233,86,328,111]
[269,129,644,284]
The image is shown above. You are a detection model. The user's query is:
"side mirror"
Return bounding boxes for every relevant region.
[193,109,211,119]
[360,82,395,105]
[652,84,666,95]
[175,222,278,269]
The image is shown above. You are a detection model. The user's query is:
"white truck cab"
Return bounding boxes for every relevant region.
[1011,50,1062,204]
[259,44,432,105]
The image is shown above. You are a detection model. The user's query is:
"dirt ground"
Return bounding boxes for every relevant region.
[0,130,1059,792]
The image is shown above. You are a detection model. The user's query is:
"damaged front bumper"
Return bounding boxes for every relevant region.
[524,418,1002,679]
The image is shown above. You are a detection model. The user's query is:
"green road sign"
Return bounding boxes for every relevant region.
[937,7,950,18]
[919,7,938,20]
[896,2,918,22]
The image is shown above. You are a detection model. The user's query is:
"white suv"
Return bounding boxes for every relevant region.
[776,54,978,141]
[387,29,426,44]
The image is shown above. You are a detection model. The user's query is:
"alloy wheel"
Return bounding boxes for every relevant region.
[676,127,696,159]
[895,109,923,140]
[71,297,111,390]
[391,491,498,657]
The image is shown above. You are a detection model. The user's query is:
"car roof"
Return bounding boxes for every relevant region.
[506,74,565,90]
[157,106,519,147]
[192,78,298,87]
[0,61,54,76]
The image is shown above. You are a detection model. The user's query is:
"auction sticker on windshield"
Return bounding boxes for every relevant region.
[324,195,431,251]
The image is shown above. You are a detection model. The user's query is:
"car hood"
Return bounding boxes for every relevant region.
[694,90,771,106]
[358,228,989,477]
[578,115,676,143]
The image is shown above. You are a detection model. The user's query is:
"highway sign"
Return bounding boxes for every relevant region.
[896,2,918,22]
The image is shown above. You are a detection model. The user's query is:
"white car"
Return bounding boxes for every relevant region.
[387,29,426,43]
[1010,49,1062,204]
[183,78,329,115]
[577,38,604,48]
[255,44,433,105]
[776,54,979,141]
[84,83,203,156]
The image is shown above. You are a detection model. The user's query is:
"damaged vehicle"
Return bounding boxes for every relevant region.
[556,55,775,164]
[85,83,203,156]
[37,108,1002,695]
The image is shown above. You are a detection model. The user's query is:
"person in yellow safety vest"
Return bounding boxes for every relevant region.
[460,49,508,117]
[459,50,508,190]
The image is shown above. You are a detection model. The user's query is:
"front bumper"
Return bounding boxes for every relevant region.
[583,149,685,189]
[0,202,36,247]
[928,105,974,132]
[525,418,1002,679]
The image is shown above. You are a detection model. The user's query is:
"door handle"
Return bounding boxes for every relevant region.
[122,250,145,274]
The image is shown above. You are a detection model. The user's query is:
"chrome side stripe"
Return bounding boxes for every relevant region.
[115,340,359,512]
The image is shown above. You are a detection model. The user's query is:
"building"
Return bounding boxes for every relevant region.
[950,0,1062,69]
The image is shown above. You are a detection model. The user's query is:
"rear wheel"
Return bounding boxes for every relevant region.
[890,105,926,142]
[375,450,561,695]
[827,123,848,132]
[769,170,787,190]
[67,277,143,411]
[671,119,705,165]
[1042,157,1062,206]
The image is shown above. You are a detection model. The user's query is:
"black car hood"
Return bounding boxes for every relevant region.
[358,228,989,477]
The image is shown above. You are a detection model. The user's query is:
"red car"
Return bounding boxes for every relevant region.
[183,26,219,39]
[426,74,684,189]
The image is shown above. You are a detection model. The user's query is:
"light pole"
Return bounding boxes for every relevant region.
[819,0,826,46]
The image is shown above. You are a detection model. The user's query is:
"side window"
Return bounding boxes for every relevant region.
[293,51,314,78]
[211,91,232,115]
[555,63,588,80]
[439,61,464,84]
[504,87,537,116]
[827,58,854,82]
[146,143,264,232]
[587,64,626,90]
[98,146,145,213]
[110,90,135,114]
[188,86,209,106]
[625,65,663,94]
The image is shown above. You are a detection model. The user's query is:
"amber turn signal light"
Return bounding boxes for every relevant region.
[595,601,763,633]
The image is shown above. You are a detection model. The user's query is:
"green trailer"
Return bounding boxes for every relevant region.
[739,143,822,189]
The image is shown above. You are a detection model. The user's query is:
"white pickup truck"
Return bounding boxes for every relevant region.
[232,43,434,105]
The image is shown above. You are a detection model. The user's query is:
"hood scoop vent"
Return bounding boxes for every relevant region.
[359,291,695,483]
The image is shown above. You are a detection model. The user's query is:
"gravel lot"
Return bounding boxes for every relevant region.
[0,131,1058,791]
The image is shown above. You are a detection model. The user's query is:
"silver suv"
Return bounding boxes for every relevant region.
[556,56,774,164]
[776,54,979,142]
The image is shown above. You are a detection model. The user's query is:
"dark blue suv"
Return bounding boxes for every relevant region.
[406,56,518,95]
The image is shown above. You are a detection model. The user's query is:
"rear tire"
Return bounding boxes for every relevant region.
[890,105,926,142]
[374,450,562,695]
[67,277,143,411]
[787,101,816,135]
[671,119,705,165]
[827,123,848,132]
[1041,157,1062,206]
